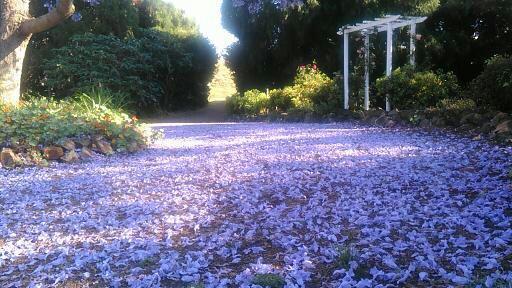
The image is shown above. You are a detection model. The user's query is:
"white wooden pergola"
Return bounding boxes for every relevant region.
[337,15,427,111]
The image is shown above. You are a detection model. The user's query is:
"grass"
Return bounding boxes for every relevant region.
[208,57,237,102]
[252,273,286,288]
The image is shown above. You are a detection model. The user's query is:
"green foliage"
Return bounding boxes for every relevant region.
[222,0,440,91]
[376,65,460,110]
[73,87,134,114]
[24,0,140,93]
[41,33,161,111]
[23,0,216,114]
[469,55,512,112]
[268,89,293,112]
[335,244,359,270]
[227,64,340,117]
[138,0,199,37]
[289,65,340,114]
[222,0,511,94]
[227,90,270,115]
[252,273,286,288]
[41,30,215,113]
[0,94,160,151]
[436,98,476,111]
[419,0,512,84]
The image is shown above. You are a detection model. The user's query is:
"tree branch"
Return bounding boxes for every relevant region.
[20,0,75,35]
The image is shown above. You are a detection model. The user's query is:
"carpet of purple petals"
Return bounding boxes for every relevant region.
[0,122,511,288]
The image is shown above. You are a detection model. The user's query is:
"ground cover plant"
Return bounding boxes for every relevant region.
[375,65,460,110]
[0,92,161,168]
[0,122,510,287]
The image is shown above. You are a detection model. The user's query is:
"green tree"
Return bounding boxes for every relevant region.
[419,0,512,84]
[221,0,440,91]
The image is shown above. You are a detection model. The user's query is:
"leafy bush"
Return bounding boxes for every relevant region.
[289,65,340,114]
[42,33,162,111]
[134,29,216,111]
[228,64,340,117]
[437,98,476,111]
[0,93,160,152]
[376,65,460,110]
[268,89,293,112]
[42,31,215,113]
[24,0,216,114]
[227,89,270,115]
[469,55,512,112]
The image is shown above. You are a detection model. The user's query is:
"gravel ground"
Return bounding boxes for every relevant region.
[0,122,511,288]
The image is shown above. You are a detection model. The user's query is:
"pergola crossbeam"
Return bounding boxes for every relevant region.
[341,15,399,34]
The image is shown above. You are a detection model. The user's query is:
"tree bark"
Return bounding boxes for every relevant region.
[0,0,74,105]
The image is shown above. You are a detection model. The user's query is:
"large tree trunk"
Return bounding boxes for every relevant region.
[0,0,74,105]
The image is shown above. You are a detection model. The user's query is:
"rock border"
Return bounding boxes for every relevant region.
[230,109,512,145]
[0,135,145,169]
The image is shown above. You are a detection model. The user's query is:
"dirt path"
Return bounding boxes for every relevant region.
[146,100,229,124]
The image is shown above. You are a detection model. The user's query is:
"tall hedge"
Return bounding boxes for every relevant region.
[23,0,216,113]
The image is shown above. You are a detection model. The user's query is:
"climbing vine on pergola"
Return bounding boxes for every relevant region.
[338,15,426,111]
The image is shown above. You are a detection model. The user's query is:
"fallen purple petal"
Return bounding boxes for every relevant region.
[0,122,511,287]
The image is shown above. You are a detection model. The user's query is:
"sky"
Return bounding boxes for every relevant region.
[166,0,238,54]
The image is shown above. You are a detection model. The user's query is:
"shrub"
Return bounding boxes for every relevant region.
[289,64,340,114]
[268,89,293,112]
[0,94,160,153]
[437,98,476,111]
[42,33,162,111]
[469,55,512,112]
[226,89,270,116]
[228,64,341,117]
[376,65,460,110]
[42,31,215,113]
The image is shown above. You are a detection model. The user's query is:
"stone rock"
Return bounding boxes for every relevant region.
[460,113,483,126]
[397,110,416,122]
[384,119,397,128]
[375,115,389,126]
[78,137,92,148]
[304,113,314,122]
[493,120,512,135]
[431,116,447,127]
[457,124,474,132]
[351,111,365,120]
[481,122,494,134]
[419,119,432,128]
[80,147,94,159]
[61,150,79,163]
[127,142,140,153]
[60,139,76,151]
[43,146,64,160]
[364,109,385,120]
[1,148,20,168]
[95,139,114,155]
[490,112,510,126]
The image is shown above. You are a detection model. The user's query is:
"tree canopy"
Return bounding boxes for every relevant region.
[222,0,511,92]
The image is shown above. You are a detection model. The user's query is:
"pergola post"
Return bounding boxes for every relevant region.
[338,15,425,111]
[364,32,370,111]
[409,23,416,67]
[343,32,349,110]
[385,23,393,112]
